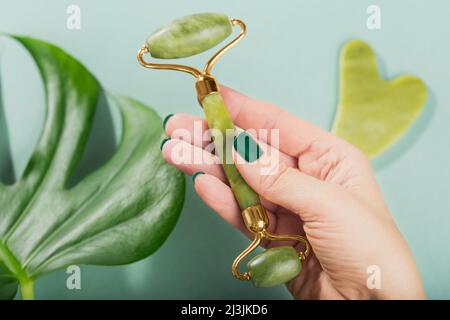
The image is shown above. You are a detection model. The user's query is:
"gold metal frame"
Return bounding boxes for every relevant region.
[137,18,311,282]
[232,204,311,281]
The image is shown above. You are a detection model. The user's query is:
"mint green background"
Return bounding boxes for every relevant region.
[1,0,449,299]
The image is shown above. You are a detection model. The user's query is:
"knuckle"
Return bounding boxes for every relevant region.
[259,162,291,198]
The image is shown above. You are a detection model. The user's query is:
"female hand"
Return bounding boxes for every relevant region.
[161,86,425,300]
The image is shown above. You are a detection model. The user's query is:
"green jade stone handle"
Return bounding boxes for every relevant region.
[202,92,260,210]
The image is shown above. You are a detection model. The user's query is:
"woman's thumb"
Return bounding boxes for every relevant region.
[232,132,334,222]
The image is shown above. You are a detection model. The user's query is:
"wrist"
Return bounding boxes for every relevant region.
[367,268,426,300]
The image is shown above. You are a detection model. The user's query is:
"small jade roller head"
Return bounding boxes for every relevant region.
[138,13,310,288]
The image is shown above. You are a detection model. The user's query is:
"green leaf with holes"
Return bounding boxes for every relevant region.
[0,36,185,299]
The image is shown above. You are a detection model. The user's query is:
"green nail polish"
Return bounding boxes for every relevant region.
[162,114,174,130]
[192,171,205,183]
[233,131,263,162]
[160,137,170,150]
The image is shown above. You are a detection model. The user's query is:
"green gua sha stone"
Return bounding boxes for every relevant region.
[247,246,302,288]
[332,40,427,158]
[146,13,232,59]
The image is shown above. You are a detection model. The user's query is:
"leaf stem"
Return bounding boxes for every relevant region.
[0,242,35,300]
[19,277,35,300]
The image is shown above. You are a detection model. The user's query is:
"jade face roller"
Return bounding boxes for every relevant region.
[138,12,311,288]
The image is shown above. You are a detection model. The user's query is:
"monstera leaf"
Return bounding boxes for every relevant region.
[0,36,185,299]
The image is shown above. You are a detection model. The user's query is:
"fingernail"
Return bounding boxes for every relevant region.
[192,171,205,183]
[162,114,174,130]
[160,137,170,150]
[233,131,263,163]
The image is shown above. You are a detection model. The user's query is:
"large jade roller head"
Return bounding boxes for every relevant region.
[146,13,233,59]
[138,13,310,288]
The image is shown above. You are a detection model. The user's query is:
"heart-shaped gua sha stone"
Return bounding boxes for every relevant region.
[332,40,427,158]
